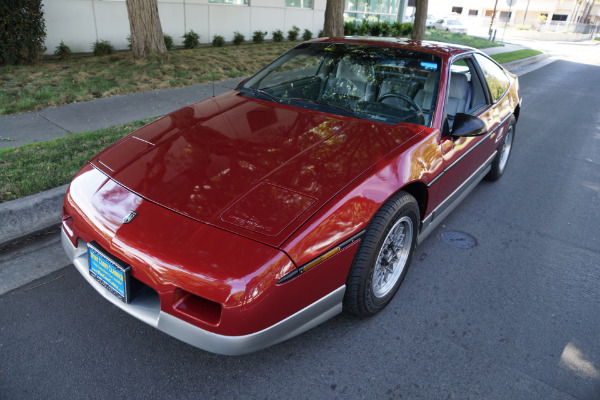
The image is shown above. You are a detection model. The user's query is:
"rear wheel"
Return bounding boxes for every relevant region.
[486,115,516,181]
[344,191,419,317]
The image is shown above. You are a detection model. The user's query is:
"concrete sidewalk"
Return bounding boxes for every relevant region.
[0,43,547,248]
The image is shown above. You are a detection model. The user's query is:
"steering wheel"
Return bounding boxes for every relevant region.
[378,93,423,114]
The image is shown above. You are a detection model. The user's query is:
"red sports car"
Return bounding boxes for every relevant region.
[62,37,521,355]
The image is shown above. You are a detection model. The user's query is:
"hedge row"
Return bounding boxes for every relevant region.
[0,0,46,65]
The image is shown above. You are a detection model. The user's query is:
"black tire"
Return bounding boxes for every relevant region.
[344,191,419,317]
[486,115,516,181]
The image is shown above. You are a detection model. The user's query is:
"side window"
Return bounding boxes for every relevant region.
[473,54,510,103]
[446,56,488,122]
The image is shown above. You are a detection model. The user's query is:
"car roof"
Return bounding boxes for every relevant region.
[308,37,476,59]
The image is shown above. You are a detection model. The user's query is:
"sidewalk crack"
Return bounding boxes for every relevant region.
[39,114,72,134]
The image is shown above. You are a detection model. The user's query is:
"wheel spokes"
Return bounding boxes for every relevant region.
[372,217,413,298]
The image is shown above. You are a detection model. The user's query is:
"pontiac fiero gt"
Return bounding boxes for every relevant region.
[62,37,521,355]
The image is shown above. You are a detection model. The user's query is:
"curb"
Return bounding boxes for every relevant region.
[0,184,68,248]
[0,55,548,248]
[501,53,550,71]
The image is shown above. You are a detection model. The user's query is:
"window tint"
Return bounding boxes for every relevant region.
[474,54,510,103]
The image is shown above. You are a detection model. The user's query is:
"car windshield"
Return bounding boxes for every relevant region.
[240,42,441,126]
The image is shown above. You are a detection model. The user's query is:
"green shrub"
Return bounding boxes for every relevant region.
[93,40,115,56]
[369,22,382,36]
[401,22,414,36]
[252,30,267,44]
[0,0,46,64]
[357,21,369,36]
[233,31,245,45]
[302,29,313,41]
[318,29,324,38]
[54,41,72,60]
[380,21,391,36]
[182,30,200,49]
[287,25,300,41]
[272,29,284,42]
[212,35,225,47]
[163,34,173,50]
[344,21,357,35]
[126,35,132,49]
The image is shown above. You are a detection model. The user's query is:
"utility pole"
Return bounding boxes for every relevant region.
[522,0,531,25]
[489,0,499,36]
[502,0,516,42]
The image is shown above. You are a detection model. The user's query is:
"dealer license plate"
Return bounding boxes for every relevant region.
[88,243,131,303]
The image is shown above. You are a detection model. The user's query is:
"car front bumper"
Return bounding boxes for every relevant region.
[62,227,345,355]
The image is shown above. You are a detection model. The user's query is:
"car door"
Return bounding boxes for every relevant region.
[432,54,512,206]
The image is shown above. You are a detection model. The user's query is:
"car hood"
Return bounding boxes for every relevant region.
[91,91,423,247]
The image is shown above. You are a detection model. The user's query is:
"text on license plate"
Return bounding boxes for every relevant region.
[88,243,130,303]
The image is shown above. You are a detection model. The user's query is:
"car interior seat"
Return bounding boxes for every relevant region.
[323,57,375,102]
[414,71,437,112]
[445,72,471,119]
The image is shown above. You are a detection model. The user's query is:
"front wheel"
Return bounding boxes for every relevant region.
[486,115,516,181]
[344,191,419,317]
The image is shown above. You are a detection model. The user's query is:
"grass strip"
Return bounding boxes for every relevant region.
[0,118,155,203]
[0,42,299,116]
[490,49,543,64]
[426,30,503,49]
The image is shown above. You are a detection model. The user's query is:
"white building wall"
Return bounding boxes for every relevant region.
[42,0,326,54]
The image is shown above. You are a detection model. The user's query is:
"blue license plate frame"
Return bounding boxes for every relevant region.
[87,243,131,303]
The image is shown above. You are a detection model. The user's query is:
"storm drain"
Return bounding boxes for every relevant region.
[440,231,477,249]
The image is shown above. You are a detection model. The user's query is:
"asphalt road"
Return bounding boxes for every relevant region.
[1,51,599,399]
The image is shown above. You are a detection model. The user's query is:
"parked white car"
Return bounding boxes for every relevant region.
[426,14,437,28]
[432,18,468,34]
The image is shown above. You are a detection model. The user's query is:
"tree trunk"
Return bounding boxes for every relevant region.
[582,0,594,23]
[323,0,345,37]
[126,0,167,58]
[411,0,428,41]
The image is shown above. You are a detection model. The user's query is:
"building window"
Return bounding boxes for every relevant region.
[286,0,313,8]
[468,9,478,16]
[485,10,495,17]
[551,14,568,21]
[209,0,248,4]
[452,6,463,14]
[344,0,398,18]
[499,11,512,21]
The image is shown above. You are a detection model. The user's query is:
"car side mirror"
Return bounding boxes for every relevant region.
[451,113,487,137]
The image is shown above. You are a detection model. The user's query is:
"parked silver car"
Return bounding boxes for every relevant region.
[433,18,468,34]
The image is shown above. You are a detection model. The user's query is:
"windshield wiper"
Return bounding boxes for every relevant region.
[287,98,361,119]
[239,87,280,103]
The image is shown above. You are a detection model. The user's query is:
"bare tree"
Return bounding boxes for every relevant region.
[323,0,345,37]
[126,0,167,58]
[411,0,428,41]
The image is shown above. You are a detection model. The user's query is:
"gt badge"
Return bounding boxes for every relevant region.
[123,211,137,224]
